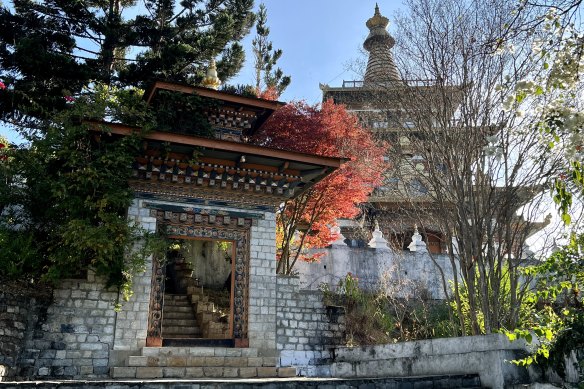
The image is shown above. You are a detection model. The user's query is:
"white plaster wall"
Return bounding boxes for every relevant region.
[295,244,455,300]
[322,334,535,389]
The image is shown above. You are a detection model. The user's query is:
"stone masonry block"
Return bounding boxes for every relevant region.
[187,356,205,366]
[167,356,187,367]
[203,357,224,366]
[136,367,163,378]
[224,357,247,367]
[185,367,204,378]
[247,357,262,367]
[110,367,136,378]
[203,367,224,377]
[238,367,258,378]
[162,367,186,378]
[278,367,297,377]
[257,367,278,377]
[223,367,239,378]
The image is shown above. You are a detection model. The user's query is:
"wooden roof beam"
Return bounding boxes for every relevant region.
[88,121,346,168]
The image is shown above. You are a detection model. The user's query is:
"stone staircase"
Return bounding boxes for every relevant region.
[110,347,297,379]
[188,285,230,339]
[161,294,201,338]
[109,257,285,379]
[162,257,230,341]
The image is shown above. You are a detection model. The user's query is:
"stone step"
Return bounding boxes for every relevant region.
[166,293,189,299]
[164,295,190,306]
[162,318,198,327]
[127,354,279,368]
[163,311,196,320]
[162,325,201,334]
[164,303,193,310]
[111,365,292,379]
[139,355,276,368]
[163,306,194,313]
[164,299,192,306]
[161,330,200,336]
[162,333,202,338]
[140,346,258,358]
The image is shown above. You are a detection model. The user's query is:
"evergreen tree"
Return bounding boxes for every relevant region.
[0,0,255,133]
[0,0,255,296]
[252,3,290,98]
[123,0,255,86]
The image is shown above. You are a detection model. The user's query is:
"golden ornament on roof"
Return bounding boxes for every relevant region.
[201,59,222,90]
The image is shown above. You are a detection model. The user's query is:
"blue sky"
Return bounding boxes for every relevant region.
[232,1,401,103]
[1,1,401,144]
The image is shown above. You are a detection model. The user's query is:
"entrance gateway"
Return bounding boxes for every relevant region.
[146,204,253,348]
[96,81,344,357]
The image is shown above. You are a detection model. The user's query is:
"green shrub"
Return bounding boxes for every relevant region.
[322,273,455,346]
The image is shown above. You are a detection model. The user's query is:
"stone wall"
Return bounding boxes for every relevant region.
[247,212,278,355]
[0,274,143,380]
[110,199,156,365]
[275,273,537,389]
[0,283,51,380]
[22,277,119,379]
[311,334,536,389]
[0,199,157,380]
[276,275,346,376]
[295,233,454,300]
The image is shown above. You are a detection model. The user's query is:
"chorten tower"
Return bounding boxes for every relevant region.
[320,4,451,253]
[363,4,401,85]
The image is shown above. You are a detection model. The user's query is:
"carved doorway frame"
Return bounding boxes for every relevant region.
[146,210,251,347]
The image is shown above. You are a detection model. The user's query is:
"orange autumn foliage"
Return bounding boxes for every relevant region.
[257,86,280,101]
[252,100,386,274]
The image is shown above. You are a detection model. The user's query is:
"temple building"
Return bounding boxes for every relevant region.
[320,5,550,256]
[320,4,462,253]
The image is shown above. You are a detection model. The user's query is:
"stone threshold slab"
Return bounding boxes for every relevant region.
[0,374,483,388]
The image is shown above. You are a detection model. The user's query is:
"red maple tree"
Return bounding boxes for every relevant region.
[252,100,386,274]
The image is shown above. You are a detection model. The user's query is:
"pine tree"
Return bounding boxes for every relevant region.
[252,3,290,98]
[0,0,255,293]
[0,0,255,132]
[123,0,255,86]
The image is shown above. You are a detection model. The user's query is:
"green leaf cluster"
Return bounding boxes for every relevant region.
[0,86,166,304]
[505,233,584,375]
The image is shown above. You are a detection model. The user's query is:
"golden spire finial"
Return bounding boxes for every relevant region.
[363,3,401,83]
[201,59,222,90]
[366,3,389,30]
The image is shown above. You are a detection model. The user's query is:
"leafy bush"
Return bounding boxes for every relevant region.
[322,273,454,346]
[505,233,584,377]
[0,227,41,278]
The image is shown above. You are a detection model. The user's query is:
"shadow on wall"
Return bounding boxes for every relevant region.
[0,280,52,381]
